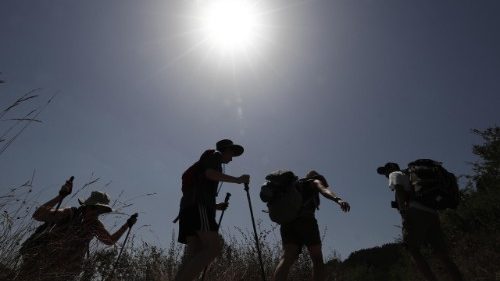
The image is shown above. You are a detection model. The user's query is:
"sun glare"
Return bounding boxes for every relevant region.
[198,0,265,56]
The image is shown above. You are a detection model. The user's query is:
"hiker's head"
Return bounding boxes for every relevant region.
[377,162,400,178]
[78,191,113,216]
[216,139,244,163]
[306,170,329,187]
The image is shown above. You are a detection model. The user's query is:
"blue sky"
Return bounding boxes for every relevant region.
[1,0,499,259]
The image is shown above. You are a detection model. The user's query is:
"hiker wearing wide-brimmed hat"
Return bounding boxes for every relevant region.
[15,178,137,281]
[174,139,250,281]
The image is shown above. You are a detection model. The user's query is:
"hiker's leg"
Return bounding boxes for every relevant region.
[184,235,203,261]
[175,231,222,281]
[403,209,439,281]
[428,221,464,281]
[307,244,326,281]
[175,235,203,280]
[407,245,438,281]
[434,249,464,281]
[273,244,300,281]
[406,229,438,281]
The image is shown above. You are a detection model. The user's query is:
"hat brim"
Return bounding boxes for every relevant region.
[230,144,244,157]
[78,198,113,213]
[377,162,400,175]
[376,166,387,175]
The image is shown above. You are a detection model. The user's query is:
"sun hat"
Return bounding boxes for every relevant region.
[376,162,400,175]
[78,191,113,213]
[216,139,244,157]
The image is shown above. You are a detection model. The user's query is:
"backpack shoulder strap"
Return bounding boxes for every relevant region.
[297,178,320,210]
[199,149,216,161]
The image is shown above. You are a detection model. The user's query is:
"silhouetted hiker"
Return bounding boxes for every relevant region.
[15,179,137,281]
[261,170,350,281]
[377,162,464,281]
[174,139,250,281]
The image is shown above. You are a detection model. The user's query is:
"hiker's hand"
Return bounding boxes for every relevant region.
[127,214,138,228]
[339,201,350,212]
[216,202,229,211]
[238,174,250,185]
[59,179,73,197]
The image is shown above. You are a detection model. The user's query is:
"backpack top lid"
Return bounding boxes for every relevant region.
[260,170,298,202]
[406,158,460,210]
[265,170,298,188]
[408,159,442,168]
[407,159,446,189]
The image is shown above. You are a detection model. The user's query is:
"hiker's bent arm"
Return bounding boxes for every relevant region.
[33,179,73,222]
[94,221,128,245]
[394,185,410,213]
[32,195,69,222]
[205,169,248,184]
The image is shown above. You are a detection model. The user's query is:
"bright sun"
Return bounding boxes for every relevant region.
[198,0,264,56]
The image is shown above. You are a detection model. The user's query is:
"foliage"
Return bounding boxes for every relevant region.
[439,126,500,280]
[336,126,500,281]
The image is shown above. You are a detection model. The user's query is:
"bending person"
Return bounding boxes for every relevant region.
[273,170,350,281]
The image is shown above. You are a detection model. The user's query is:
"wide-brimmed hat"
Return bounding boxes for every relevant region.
[376,162,400,175]
[78,191,113,213]
[216,139,244,157]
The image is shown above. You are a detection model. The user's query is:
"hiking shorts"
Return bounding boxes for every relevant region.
[402,208,447,252]
[178,204,218,244]
[280,217,321,248]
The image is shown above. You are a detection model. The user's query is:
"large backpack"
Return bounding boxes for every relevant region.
[260,170,302,225]
[20,207,83,263]
[406,159,460,210]
[180,149,216,207]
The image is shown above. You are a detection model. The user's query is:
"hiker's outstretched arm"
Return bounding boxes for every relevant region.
[32,195,70,222]
[314,180,339,202]
[205,169,249,184]
[314,180,350,212]
[93,220,128,246]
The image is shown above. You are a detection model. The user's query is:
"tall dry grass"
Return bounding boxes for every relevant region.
[1,180,327,281]
[0,88,56,156]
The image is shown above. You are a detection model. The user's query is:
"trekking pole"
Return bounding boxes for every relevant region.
[244,183,267,281]
[106,213,138,281]
[55,176,74,211]
[217,192,231,226]
[46,176,75,234]
[200,192,231,281]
